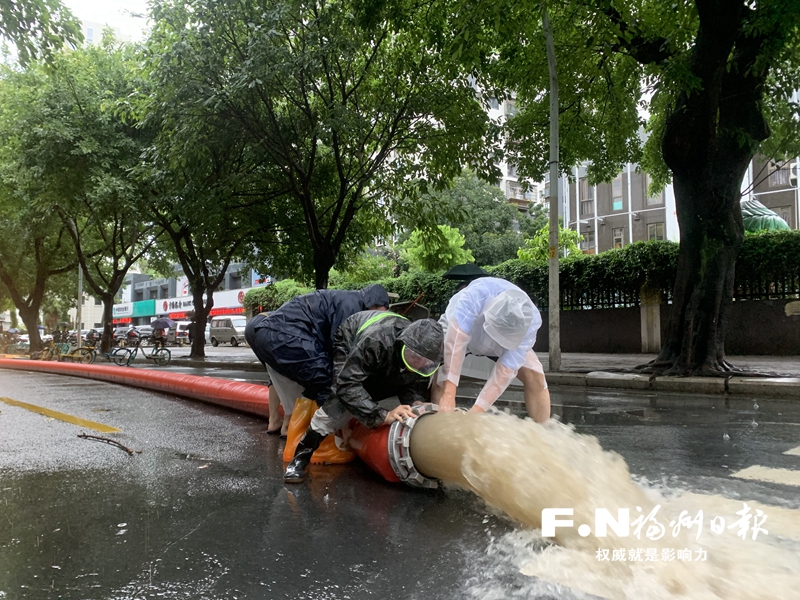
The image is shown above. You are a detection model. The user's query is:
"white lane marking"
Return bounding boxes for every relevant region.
[784,446,800,456]
[731,465,800,487]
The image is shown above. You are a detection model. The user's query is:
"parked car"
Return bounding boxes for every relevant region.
[168,321,192,346]
[209,316,247,347]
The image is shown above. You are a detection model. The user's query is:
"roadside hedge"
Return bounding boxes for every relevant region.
[242,232,800,316]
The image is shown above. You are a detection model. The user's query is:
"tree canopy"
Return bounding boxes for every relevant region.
[0,0,82,65]
[444,0,800,374]
[145,0,500,288]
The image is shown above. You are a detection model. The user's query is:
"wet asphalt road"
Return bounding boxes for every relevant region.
[1,366,799,599]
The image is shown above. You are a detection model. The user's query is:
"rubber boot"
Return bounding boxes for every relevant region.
[283,428,324,483]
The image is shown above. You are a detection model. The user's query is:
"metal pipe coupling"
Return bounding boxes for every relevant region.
[387,403,441,489]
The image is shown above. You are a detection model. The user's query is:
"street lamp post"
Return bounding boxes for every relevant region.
[544,8,561,371]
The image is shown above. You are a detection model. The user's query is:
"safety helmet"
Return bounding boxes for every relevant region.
[483,289,535,350]
[398,318,444,377]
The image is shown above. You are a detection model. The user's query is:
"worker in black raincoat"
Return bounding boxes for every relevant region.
[245,285,391,434]
[284,311,444,483]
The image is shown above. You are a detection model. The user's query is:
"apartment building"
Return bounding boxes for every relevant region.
[486,97,539,212]
[563,165,679,254]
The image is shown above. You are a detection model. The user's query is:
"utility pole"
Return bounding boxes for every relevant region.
[76,266,83,349]
[544,7,561,371]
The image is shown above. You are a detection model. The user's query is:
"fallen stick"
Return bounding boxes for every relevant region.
[78,433,141,456]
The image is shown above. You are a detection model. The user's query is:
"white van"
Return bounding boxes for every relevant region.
[167,321,193,346]
[210,316,247,347]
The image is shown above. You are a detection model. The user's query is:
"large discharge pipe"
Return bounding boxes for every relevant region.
[349,404,469,489]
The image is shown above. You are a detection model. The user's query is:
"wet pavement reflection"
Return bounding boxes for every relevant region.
[1,369,799,599]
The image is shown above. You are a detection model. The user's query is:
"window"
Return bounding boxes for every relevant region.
[612,177,623,210]
[507,163,518,177]
[507,181,523,199]
[613,227,625,249]
[579,178,594,201]
[86,28,93,44]
[769,163,790,187]
[94,297,102,306]
[645,174,663,206]
[580,232,595,251]
[488,97,499,110]
[647,222,665,241]
[775,206,792,225]
[504,99,517,117]
[580,200,593,216]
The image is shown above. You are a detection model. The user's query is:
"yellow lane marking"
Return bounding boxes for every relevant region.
[0,397,121,433]
[731,465,800,487]
[784,446,800,456]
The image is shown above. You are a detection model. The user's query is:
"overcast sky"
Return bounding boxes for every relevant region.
[62,0,150,41]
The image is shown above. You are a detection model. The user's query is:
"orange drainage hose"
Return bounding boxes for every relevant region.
[0,359,439,489]
[0,358,270,419]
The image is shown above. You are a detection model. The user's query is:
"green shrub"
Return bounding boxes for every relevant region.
[243,279,312,313]
[243,232,800,315]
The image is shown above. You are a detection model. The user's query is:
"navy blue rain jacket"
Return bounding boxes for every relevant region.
[245,284,390,405]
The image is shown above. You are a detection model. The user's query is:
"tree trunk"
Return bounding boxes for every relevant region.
[18,306,41,351]
[100,295,115,353]
[189,288,211,358]
[657,172,745,374]
[313,249,336,290]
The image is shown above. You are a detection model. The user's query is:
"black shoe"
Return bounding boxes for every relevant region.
[283,429,324,484]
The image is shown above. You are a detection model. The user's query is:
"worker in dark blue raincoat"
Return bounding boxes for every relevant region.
[245,284,391,435]
[284,311,444,483]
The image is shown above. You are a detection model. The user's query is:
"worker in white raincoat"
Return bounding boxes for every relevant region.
[432,277,550,422]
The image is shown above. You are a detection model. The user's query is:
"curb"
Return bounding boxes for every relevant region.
[170,359,266,372]
[163,361,800,401]
[551,371,800,401]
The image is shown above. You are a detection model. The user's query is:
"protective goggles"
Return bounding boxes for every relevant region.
[401,345,440,377]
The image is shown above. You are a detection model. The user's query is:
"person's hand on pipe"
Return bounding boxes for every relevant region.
[385,404,417,424]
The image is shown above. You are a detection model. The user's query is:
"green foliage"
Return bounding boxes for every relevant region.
[146,0,500,288]
[329,247,399,288]
[400,225,475,272]
[0,38,159,310]
[432,171,528,265]
[735,231,800,298]
[245,232,800,318]
[242,280,313,313]
[517,225,583,262]
[0,0,83,65]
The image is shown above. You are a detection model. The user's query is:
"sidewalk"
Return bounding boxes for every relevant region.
[168,349,800,400]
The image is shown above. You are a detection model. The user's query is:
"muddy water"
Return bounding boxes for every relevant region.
[410,411,800,599]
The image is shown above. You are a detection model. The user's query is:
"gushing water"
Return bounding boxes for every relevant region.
[409,411,800,599]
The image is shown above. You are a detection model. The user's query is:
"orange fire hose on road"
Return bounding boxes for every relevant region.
[0,358,271,419]
[0,358,440,488]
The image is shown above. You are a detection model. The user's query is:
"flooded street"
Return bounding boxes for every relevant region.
[1,369,798,599]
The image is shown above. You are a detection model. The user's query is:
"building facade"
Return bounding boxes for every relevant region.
[559,165,679,254]
[111,263,269,327]
[486,96,539,212]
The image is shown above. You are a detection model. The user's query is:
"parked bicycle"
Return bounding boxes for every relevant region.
[79,330,127,365]
[36,338,93,363]
[114,333,171,367]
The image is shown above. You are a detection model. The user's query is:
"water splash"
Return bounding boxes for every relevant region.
[410,412,800,600]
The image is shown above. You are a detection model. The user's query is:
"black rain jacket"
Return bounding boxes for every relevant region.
[324,311,444,428]
[245,285,390,404]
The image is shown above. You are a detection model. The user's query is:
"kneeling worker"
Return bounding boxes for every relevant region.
[284,311,444,483]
